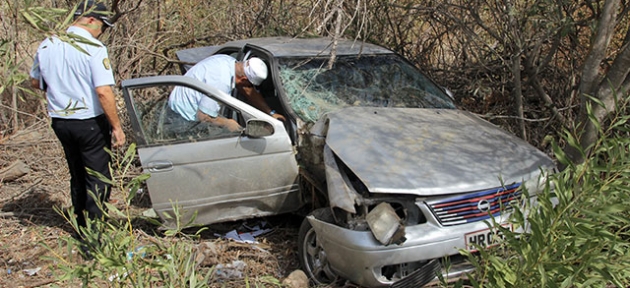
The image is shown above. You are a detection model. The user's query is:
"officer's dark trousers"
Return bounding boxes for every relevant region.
[51,114,112,228]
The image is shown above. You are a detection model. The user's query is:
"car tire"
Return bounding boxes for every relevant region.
[298,207,339,286]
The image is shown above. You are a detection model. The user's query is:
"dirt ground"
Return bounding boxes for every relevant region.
[0,122,311,287]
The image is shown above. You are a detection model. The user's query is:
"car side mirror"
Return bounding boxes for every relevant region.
[244,119,274,138]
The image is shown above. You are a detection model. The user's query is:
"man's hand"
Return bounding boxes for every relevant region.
[111,127,126,149]
[95,85,126,149]
[271,113,286,121]
[197,110,242,132]
[224,119,243,132]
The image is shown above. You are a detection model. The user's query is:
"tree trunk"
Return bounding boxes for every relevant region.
[512,55,526,140]
[507,0,526,140]
[10,0,19,133]
[566,0,622,166]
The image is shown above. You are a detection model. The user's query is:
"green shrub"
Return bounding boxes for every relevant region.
[450,98,630,287]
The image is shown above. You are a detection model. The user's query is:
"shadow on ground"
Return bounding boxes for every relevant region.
[1,187,73,234]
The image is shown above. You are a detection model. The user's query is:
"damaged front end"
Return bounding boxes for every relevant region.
[323,143,414,246]
[297,142,442,287]
[296,107,554,287]
[309,147,446,287]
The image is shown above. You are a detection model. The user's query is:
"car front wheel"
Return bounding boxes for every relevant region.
[298,208,339,285]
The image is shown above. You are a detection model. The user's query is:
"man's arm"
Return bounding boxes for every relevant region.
[95,85,126,148]
[30,53,45,91]
[237,86,286,121]
[196,110,242,132]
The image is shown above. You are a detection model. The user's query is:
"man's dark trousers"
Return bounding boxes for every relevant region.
[51,114,112,228]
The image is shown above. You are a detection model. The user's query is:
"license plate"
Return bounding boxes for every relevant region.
[465,224,513,252]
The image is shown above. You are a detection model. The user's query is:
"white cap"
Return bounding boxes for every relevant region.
[243,58,268,86]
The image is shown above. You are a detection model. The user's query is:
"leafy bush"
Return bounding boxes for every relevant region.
[451,98,630,287]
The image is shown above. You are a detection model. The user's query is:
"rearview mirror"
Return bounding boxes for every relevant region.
[244,119,274,138]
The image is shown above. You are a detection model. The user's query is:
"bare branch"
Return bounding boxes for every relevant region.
[109,0,144,25]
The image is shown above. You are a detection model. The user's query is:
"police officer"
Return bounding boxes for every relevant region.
[29,1,126,233]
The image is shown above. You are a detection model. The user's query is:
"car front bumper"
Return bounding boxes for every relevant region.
[306,200,527,287]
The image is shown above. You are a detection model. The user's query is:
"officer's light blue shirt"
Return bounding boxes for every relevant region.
[168,55,236,121]
[30,26,115,119]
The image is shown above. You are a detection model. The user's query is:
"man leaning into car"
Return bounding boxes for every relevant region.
[168,55,285,133]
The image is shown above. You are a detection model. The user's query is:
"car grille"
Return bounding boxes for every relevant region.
[390,259,441,288]
[426,183,522,226]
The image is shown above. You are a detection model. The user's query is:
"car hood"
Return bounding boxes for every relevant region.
[322,107,554,195]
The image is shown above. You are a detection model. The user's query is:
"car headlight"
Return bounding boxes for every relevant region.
[366,202,406,245]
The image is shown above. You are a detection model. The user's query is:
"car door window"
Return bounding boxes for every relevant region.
[126,84,248,145]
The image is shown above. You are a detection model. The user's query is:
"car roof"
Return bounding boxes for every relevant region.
[222,37,394,57]
[175,37,396,72]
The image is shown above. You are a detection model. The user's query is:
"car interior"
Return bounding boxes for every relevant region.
[240,52,297,143]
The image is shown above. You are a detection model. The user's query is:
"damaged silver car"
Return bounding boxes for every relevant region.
[120,37,555,287]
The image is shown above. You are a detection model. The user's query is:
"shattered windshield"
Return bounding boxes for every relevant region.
[278,54,455,122]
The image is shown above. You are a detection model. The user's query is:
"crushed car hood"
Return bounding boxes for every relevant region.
[322,107,554,195]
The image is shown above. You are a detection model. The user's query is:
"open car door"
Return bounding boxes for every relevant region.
[121,75,301,227]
